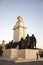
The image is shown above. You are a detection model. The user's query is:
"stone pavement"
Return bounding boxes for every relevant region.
[0,60,43,65]
[0,57,43,63]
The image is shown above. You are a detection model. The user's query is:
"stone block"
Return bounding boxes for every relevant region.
[25,49,39,60]
[3,49,18,59]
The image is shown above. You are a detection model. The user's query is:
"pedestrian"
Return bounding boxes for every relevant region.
[36,53,38,60]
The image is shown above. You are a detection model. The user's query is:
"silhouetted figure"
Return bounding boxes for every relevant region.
[6,40,13,49]
[0,46,3,56]
[25,34,30,49]
[19,38,26,49]
[13,42,18,48]
[30,34,36,49]
[36,53,38,60]
[39,51,43,57]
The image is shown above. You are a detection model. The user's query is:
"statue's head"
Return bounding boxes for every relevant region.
[21,37,24,40]
[32,34,34,37]
[27,34,29,37]
[17,16,23,21]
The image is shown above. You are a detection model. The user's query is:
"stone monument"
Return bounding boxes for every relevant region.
[0,16,42,61]
[13,16,27,42]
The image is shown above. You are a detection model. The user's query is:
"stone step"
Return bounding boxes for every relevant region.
[15,58,43,63]
[15,59,36,63]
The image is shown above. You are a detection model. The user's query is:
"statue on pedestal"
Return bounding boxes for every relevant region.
[17,16,23,21]
[2,40,6,51]
[5,16,37,49]
[25,34,30,49]
[30,34,36,49]
[19,38,26,49]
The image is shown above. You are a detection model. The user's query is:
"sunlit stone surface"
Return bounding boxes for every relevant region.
[13,16,27,42]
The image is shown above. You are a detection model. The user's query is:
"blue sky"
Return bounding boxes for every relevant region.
[0,0,43,49]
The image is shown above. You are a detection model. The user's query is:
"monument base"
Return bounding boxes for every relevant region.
[0,49,39,60]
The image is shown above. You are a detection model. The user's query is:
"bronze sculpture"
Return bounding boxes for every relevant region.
[6,34,37,49]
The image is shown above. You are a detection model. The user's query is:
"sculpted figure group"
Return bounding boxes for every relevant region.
[18,34,37,49]
[6,34,37,49]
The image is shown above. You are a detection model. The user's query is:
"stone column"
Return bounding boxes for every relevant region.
[13,16,27,42]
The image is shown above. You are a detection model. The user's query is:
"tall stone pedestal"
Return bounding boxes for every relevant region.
[13,16,27,42]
